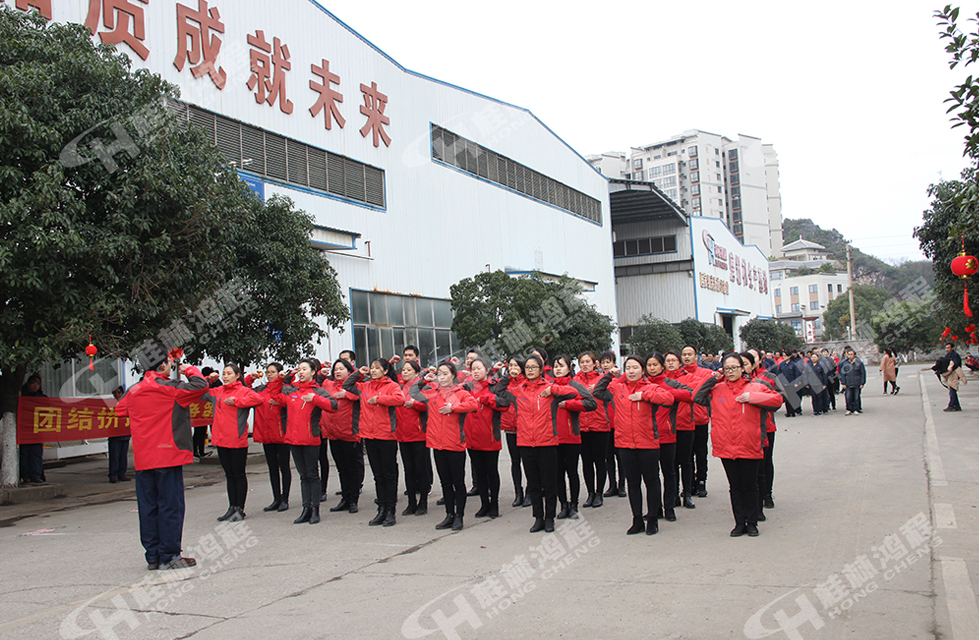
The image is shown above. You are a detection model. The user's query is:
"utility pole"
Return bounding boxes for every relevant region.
[846,243,856,340]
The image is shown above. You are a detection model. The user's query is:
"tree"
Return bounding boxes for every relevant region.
[677,318,733,354]
[0,11,347,486]
[739,319,803,353]
[450,271,615,361]
[870,300,942,354]
[821,285,891,340]
[628,316,683,356]
[936,5,979,160]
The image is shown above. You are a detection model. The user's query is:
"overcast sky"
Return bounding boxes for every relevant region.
[333,0,977,262]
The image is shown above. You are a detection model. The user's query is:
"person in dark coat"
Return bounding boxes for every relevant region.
[777,352,804,417]
[19,374,46,484]
[838,348,866,415]
[108,386,132,483]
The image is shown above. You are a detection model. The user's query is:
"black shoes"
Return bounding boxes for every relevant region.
[591,494,604,508]
[696,481,707,498]
[544,518,555,533]
[415,499,427,516]
[474,505,491,518]
[227,507,246,522]
[348,501,358,514]
[627,517,645,535]
[488,503,499,518]
[757,511,767,522]
[522,494,532,508]
[529,518,545,533]
[309,507,321,525]
[646,518,659,535]
[452,515,464,531]
[512,488,525,508]
[556,503,570,520]
[437,497,446,506]
[147,562,159,571]
[293,507,312,524]
[330,499,350,512]
[402,504,417,516]
[618,483,627,498]
[383,509,396,527]
[730,523,746,537]
[217,506,236,522]
[664,509,677,522]
[683,494,696,509]
[567,503,579,520]
[466,486,480,497]
[746,523,760,537]
[583,492,596,508]
[368,507,386,526]
[278,501,289,512]
[436,514,455,530]
[263,499,282,512]
[763,495,775,509]
[602,486,618,498]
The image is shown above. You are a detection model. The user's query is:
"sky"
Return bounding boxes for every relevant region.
[332,0,977,262]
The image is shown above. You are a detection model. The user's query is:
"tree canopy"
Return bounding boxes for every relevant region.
[821,285,891,341]
[739,319,803,353]
[450,271,615,362]
[628,316,683,357]
[677,318,734,355]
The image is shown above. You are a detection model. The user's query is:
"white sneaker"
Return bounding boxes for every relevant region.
[845,411,853,416]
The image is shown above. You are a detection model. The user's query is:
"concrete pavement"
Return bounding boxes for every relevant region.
[0,370,975,640]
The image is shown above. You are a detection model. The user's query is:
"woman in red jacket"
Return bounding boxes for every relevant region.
[551,355,583,520]
[568,351,607,509]
[664,351,698,511]
[202,364,263,523]
[463,358,503,519]
[249,362,291,513]
[593,356,675,535]
[397,361,431,516]
[500,357,528,508]
[746,349,779,521]
[410,361,479,530]
[322,359,364,515]
[493,355,595,533]
[266,359,338,525]
[693,353,784,537]
[343,359,406,527]
[644,353,679,522]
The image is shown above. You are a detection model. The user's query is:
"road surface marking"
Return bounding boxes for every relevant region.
[934,503,957,529]
[939,556,979,640]
[920,374,948,487]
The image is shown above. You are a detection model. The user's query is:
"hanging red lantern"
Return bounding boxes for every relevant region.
[84,336,98,371]
[942,326,952,338]
[965,324,976,334]
[950,235,978,319]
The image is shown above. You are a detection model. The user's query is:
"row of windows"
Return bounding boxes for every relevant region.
[777,301,823,314]
[613,235,678,257]
[654,176,677,189]
[648,164,677,179]
[350,290,458,367]
[169,100,386,208]
[430,125,602,224]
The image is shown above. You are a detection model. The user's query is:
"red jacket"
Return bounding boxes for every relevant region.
[567,370,608,433]
[114,367,208,471]
[202,381,263,448]
[320,379,360,442]
[663,369,702,432]
[267,377,337,446]
[494,376,594,448]
[496,375,522,432]
[694,375,783,459]
[593,373,674,450]
[683,364,713,425]
[396,378,427,443]
[342,372,405,441]
[463,379,503,451]
[646,373,680,444]
[250,382,287,444]
[551,374,587,445]
[409,379,479,451]
[751,370,780,434]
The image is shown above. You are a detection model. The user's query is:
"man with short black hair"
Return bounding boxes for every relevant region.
[339,350,356,367]
[941,342,965,412]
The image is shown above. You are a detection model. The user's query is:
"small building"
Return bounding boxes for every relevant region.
[769,239,848,341]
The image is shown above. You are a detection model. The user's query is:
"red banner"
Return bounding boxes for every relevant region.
[17,398,214,444]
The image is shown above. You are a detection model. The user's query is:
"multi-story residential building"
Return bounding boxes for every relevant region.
[770,239,848,341]
[764,144,784,257]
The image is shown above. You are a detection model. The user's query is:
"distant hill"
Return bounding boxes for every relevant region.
[781,219,933,296]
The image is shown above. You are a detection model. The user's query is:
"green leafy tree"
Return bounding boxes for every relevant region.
[739,319,803,353]
[936,5,979,160]
[677,318,733,354]
[628,316,683,356]
[871,300,942,354]
[450,271,615,361]
[821,285,892,340]
[704,323,736,354]
[0,11,347,486]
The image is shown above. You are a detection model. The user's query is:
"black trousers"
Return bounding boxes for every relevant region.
[505,432,523,493]
[19,443,44,483]
[468,449,500,510]
[618,448,661,521]
[365,439,399,510]
[520,446,558,519]
[605,428,621,487]
[434,449,467,516]
[757,431,775,507]
[827,379,838,409]
[291,444,320,509]
[330,439,365,505]
[693,423,709,485]
[659,441,677,513]
[318,437,330,495]
[556,443,581,505]
[217,446,248,509]
[580,431,608,496]
[811,389,829,413]
[193,426,208,457]
[722,457,762,527]
[135,466,184,565]
[262,443,292,503]
[674,430,695,496]
[400,440,432,505]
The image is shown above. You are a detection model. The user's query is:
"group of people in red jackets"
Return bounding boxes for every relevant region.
[193,344,785,540]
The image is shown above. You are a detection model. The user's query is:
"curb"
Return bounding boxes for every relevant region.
[0,483,65,505]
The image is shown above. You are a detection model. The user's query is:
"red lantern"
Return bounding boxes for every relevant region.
[965,324,976,334]
[169,348,184,362]
[950,235,978,319]
[85,337,98,371]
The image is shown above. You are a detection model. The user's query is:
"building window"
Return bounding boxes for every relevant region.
[691,171,699,183]
[729,161,739,173]
[430,125,601,224]
[774,288,781,298]
[688,146,698,157]
[715,148,720,155]
[689,159,699,170]
[716,173,721,181]
[635,169,645,180]
[731,173,740,185]
[815,318,822,331]
[828,284,833,294]
[633,159,643,170]
[790,286,799,295]
[351,290,458,367]
[691,184,700,195]
[791,303,800,312]
[175,100,386,209]
[837,284,843,293]
[772,272,782,280]
[731,186,740,197]
[613,234,677,257]
[729,149,738,160]
[810,301,820,311]
[692,197,701,209]
[808,284,818,293]
[775,305,782,313]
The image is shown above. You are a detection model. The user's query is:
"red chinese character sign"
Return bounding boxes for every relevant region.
[2,0,52,20]
[173,0,226,89]
[359,81,391,147]
[309,59,345,130]
[247,30,293,114]
[85,0,150,61]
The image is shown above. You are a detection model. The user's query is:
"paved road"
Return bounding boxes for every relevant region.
[0,370,975,640]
